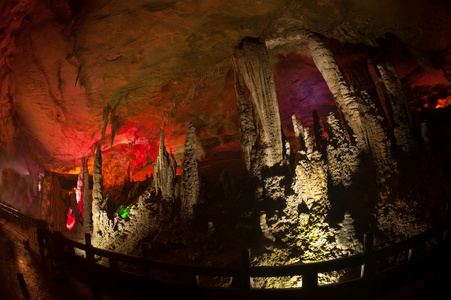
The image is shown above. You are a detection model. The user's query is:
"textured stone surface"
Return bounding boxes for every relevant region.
[154,131,177,198]
[180,122,200,225]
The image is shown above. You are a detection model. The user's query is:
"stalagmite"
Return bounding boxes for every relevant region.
[377,63,416,153]
[234,71,257,173]
[292,123,328,210]
[326,112,360,187]
[180,122,199,226]
[154,130,177,198]
[234,37,283,172]
[92,144,103,235]
[83,159,92,233]
[307,33,394,179]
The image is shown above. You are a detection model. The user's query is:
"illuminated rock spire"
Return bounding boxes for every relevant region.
[92,144,103,235]
[180,122,199,226]
[234,37,283,174]
[307,32,395,179]
[154,130,177,198]
[83,158,92,233]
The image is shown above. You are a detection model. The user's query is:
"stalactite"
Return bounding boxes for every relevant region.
[180,122,199,226]
[83,158,91,233]
[326,112,360,188]
[234,70,257,173]
[307,32,395,179]
[233,37,283,172]
[154,130,177,198]
[92,144,103,235]
[377,63,416,153]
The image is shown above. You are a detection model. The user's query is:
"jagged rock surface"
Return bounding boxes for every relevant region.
[307,33,395,180]
[154,130,177,198]
[180,122,200,226]
[326,112,360,188]
[92,145,104,237]
[234,71,257,173]
[377,63,416,153]
[83,159,91,233]
[234,37,283,174]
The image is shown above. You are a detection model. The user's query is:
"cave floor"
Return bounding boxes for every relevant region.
[0,216,450,300]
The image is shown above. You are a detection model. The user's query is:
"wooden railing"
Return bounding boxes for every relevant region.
[0,202,46,247]
[1,201,449,299]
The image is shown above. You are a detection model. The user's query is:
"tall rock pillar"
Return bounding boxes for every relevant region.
[307,33,395,179]
[83,159,92,233]
[234,37,283,175]
[92,144,103,235]
[180,123,199,226]
[154,130,177,198]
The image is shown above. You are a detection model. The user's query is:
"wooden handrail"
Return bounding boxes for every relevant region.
[1,200,450,298]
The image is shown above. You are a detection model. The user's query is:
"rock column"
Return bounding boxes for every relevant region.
[83,159,92,233]
[234,37,283,174]
[180,123,199,226]
[307,33,395,179]
[92,144,103,235]
[154,130,177,198]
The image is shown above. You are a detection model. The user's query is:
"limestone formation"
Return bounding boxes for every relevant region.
[307,33,395,180]
[377,63,416,153]
[326,112,360,187]
[154,130,177,198]
[234,37,283,172]
[83,159,92,233]
[292,126,328,210]
[180,122,200,226]
[234,71,257,173]
[92,144,104,235]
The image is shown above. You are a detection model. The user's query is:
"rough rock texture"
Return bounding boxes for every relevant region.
[307,33,395,180]
[234,71,257,173]
[234,37,283,174]
[326,112,360,188]
[92,184,178,256]
[92,145,103,236]
[83,159,92,233]
[292,130,328,210]
[377,63,416,153]
[180,122,200,226]
[154,130,177,198]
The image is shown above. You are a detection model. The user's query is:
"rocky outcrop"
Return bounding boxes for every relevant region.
[180,122,200,226]
[326,112,360,188]
[292,122,329,211]
[92,144,104,236]
[154,130,177,198]
[234,37,283,175]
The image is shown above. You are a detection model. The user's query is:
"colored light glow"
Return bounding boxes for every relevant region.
[117,205,132,219]
[66,208,75,230]
[435,97,451,109]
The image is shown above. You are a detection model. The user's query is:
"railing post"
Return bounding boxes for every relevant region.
[240,249,251,299]
[36,220,48,264]
[362,232,375,298]
[303,271,318,292]
[85,233,94,265]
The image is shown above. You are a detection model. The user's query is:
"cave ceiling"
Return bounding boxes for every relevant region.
[0,0,450,184]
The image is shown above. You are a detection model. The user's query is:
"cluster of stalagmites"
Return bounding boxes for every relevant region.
[232,33,445,286]
[68,32,447,287]
[78,122,201,253]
